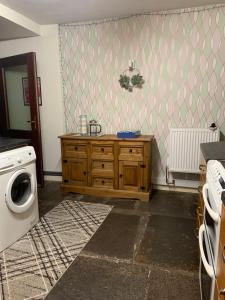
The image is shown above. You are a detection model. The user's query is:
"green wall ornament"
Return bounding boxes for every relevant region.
[119,61,144,92]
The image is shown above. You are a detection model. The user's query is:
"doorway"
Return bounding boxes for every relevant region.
[0,52,44,186]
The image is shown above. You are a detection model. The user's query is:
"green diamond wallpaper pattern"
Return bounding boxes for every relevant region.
[59,5,225,184]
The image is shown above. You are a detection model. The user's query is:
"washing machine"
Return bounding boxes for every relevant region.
[0,146,39,252]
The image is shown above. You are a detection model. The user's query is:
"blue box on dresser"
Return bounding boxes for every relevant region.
[117,130,141,138]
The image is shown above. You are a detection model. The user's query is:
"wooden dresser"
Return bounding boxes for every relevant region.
[59,134,153,201]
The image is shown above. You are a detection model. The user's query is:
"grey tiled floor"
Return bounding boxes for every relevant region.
[38,182,200,300]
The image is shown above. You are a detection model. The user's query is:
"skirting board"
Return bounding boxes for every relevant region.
[152,176,199,193]
[153,184,198,194]
[43,173,198,193]
[44,171,62,182]
[44,175,62,182]
[152,176,199,189]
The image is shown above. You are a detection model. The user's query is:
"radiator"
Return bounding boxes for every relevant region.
[168,128,220,173]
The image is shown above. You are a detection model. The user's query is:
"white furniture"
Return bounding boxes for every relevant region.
[0,146,39,252]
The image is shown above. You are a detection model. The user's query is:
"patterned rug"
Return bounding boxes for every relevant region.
[0,200,112,300]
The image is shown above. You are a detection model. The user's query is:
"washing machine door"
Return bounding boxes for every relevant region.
[5,168,37,213]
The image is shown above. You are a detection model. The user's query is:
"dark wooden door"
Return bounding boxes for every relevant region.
[0,52,44,185]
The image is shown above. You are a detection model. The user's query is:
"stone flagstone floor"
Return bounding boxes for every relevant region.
[38,182,200,300]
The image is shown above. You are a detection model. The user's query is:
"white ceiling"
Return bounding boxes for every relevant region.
[0,0,225,41]
[0,0,225,24]
[0,16,37,41]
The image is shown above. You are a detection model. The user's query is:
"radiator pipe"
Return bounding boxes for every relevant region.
[166,166,175,185]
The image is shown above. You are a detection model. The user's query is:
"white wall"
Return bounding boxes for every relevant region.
[0,25,65,173]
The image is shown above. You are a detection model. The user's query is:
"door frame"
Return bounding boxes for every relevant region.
[0,52,44,186]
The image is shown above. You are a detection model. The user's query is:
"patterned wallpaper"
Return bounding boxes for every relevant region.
[59,5,225,185]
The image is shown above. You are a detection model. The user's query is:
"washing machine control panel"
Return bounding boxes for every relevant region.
[0,157,14,170]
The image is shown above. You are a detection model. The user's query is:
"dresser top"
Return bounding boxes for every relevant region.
[59,133,154,142]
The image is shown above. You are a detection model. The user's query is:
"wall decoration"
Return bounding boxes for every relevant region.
[59,5,225,185]
[22,77,42,106]
[119,60,144,92]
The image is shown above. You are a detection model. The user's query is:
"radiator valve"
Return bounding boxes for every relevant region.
[209,123,217,131]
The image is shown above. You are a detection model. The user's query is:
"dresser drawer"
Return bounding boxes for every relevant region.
[197,188,204,215]
[118,142,144,161]
[214,281,225,300]
[91,160,114,177]
[216,244,225,294]
[91,177,114,189]
[91,143,114,160]
[63,141,88,158]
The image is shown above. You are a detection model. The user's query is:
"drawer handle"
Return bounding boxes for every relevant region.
[119,174,123,178]
[129,149,133,153]
[198,212,203,217]
[64,179,69,183]
[83,171,87,176]
[102,180,105,184]
[196,208,203,217]
[63,159,68,163]
[199,164,206,171]
[74,146,78,151]
[102,164,104,168]
[101,148,104,152]
[220,289,225,295]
